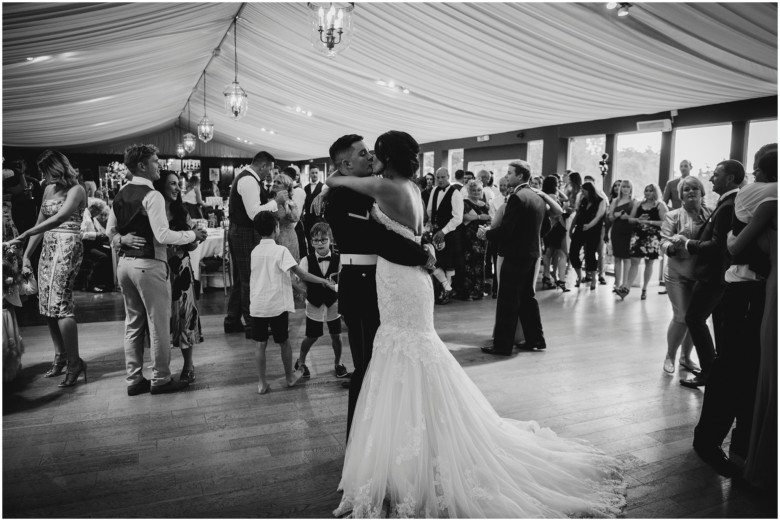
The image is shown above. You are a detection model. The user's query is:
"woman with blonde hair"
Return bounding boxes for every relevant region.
[6,150,87,387]
[624,183,667,300]
[273,172,301,262]
[608,179,636,297]
[660,176,710,374]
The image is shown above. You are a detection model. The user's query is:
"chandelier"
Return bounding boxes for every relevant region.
[308,2,354,58]
[197,71,214,143]
[223,17,248,119]
[183,100,196,153]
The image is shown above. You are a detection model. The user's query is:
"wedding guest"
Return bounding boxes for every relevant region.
[421,172,435,209]
[108,144,206,395]
[660,177,709,374]
[249,212,332,394]
[461,180,491,300]
[294,223,350,380]
[272,173,301,262]
[568,181,606,289]
[663,159,692,210]
[80,198,113,292]
[181,175,204,218]
[224,151,285,336]
[626,184,667,300]
[154,170,201,383]
[427,167,464,304]
[487,176,509,297]
[564,171,583,276]
[302,167,325,248]
[608,180,636,298]
[9,150,87,387]
[284,166,309,258]
[541,175,569,291]
[529,175,543,190]
[477,170,495,204]
[584,175,608,285]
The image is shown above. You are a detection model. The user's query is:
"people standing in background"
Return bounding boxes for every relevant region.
[272,172,301,262]
[461,180,491,300]
[487,176,509,297]
[303,167,324,250]
[541,175,569,291]
[427,167,464,304]
[224,151,287,336]
[568,181,606,290]
[625,184,667,300]
[452,169,465,190]
[609,180,636,298]
[181,175,204,219]
[421,172,435,209]
[285,166,309,258]
[7,150,87,388]
[663,160,692,210]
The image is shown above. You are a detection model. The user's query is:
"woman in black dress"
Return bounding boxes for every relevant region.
[608,180,636,298]
[569,181,606,290]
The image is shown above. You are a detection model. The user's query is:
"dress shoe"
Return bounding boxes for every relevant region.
[150,378,189,395]
[598,275,608,285]
[127,377,151,396]
[680,374,708,388]
[481,345,511,356]
[435,289,452,305]
[693,443,740,477]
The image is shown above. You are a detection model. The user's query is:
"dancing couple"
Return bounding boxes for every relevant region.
[323,131,626,518]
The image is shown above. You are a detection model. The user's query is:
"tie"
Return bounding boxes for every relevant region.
[264,183,271,191]
[317,256,331,262]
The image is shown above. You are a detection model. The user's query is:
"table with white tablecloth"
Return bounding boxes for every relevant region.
[189,227,226,282]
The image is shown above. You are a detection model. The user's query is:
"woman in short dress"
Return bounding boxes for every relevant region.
[626,184,667,300]
[9,150,87,387]
[608,180,636,298]
[272,173,301,262]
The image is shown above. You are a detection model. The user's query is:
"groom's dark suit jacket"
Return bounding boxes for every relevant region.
[324,186,428,317]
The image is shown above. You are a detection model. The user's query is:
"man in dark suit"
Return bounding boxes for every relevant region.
[323,134,435,440]
[677,160,743,389]
[481,161,560,356]
[224,151,288,336]
[303,168,324,249]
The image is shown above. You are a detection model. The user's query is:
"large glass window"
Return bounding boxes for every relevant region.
[615,131,662,196]
[568,135,606,179]
[673,124,731,208]
[747,119,778,171]
[467,160,521,184]
[526,140,543,176]
[422,152,435,176]
[448,149,463,176]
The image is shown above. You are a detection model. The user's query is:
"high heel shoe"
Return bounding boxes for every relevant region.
[542,276,555,290]
[44,355,67,378]
[641,289,647,300]
[617,286,629,300]
[180,366,195,384]
[556,280,570,292]
[590,278,597,290]
[575,278,581,288]
[59,359,87,388]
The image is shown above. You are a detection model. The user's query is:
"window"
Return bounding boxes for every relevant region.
[527,140,543,176]
[448,149,463,177]
[568,135,606,179]
[747,119,778,173]
[673,124,731,209]
[467,160,521,184]
[614,131,662,197]
[423,152,435,176]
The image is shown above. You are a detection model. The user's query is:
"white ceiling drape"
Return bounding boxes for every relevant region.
[3,3,777,160]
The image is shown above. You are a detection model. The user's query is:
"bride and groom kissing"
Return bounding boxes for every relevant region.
[321,131,626,518]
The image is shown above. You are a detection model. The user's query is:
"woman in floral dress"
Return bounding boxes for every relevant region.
[461,180,491,300]
[626,183,667,300]
[6,150,87,387]
[272,173,301,262]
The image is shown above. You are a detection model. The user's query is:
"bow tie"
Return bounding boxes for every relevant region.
[317,256,331,262]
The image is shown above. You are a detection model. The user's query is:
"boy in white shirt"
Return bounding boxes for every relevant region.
[294,223,351,380]
[250,212,333,394]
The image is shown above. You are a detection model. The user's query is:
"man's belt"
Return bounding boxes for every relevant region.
[340,254,378,266]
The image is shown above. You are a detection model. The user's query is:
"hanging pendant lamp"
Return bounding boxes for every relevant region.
[223,17,248,119]
[183,100,196,153]
[198,71,215,143]
[308,3,354,58]
[176,115,186,158]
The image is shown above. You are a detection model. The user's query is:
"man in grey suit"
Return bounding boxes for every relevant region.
[481,161,560,356]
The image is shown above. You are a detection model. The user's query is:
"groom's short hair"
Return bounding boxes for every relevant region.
[329,134,363,164]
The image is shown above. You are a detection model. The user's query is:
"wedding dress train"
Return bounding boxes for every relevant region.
[334,206,626,518]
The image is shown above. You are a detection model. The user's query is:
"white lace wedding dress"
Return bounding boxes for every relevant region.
[334,206,626,518]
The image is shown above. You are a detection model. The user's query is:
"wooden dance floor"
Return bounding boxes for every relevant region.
[3,283,776,518]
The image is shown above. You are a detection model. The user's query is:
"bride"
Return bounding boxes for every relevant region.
[326,131,626,518]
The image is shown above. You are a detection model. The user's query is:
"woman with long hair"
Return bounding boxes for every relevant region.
[659,177,710,374]
[272,172,301,262]
[608,179,636,298]
[6,150,87,387]
[181,175,204,218]
[541,175,570,291]
[625,183,667,300]
[568,181,606,289]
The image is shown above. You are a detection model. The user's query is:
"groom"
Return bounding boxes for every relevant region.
[323,134,435,440]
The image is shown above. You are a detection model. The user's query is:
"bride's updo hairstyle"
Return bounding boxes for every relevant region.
[374,131,420,178]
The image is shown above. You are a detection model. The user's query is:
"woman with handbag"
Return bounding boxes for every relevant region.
[5,150,87,387]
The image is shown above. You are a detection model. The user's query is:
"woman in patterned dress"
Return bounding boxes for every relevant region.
[272,173,301,262]
[461,180,491,300]
[154,171,201,383]
[6,150,87,387]
[626,184,667,300]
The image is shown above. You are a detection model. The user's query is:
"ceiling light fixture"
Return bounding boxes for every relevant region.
[308,2,354,58]
[606,2,618,9]
[376,79,411,95]
[197,71,214,143]
[617,3,631,16]
[223,17,248,119]
[294,106,314,117]
[182,100,196,153]
[176,115,186,158]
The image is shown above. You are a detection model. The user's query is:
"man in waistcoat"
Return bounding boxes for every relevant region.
[107,144,207,395]
[303,167,325,249]
[427,167,464,303]
[224,151,289,336]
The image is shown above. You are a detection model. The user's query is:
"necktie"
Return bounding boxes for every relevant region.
[264,183,271,191]
[317,256,331,262]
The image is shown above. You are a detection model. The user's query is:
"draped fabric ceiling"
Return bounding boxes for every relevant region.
[2,2,777,161]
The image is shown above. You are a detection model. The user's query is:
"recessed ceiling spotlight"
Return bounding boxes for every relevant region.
[236,137,242,141]
[402,89,410,95]
[269,130,275,135]
[295,106,302,113]
[616,2,631,16]
[26,57,34,61]
[306,111,312,117]
[387,80,396,88]
[261,128,266,131]
[376,80,386,86]
[606,2,617,9]
[376,78,412,95]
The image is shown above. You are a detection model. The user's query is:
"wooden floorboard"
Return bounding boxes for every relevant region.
[3,281,776,518]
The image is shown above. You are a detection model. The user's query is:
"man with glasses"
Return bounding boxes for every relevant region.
[224,151,289,336]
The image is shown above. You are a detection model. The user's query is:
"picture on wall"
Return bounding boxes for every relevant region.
[209,168,220,182]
